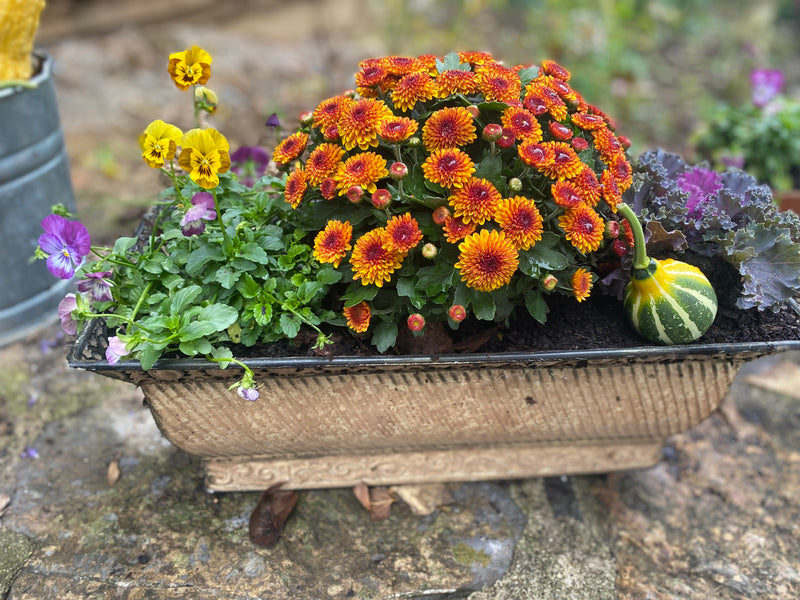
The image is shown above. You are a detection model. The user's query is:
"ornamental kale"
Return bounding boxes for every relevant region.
[625,149,800,312]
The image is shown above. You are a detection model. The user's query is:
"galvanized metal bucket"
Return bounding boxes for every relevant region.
[0,51,77,346]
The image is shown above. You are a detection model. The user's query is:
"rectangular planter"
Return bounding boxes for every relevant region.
[68,318,800,491]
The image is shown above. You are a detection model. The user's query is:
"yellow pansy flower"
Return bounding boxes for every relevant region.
[178,128,231,189]
[138,120,183,169]
[167,45,213,90]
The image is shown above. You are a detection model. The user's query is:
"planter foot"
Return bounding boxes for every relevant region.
[203,440,663,492]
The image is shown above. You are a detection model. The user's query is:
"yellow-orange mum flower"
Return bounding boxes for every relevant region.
[535,142,583,180]
[455,229,519,292]
[476,62,521,103]
[558,205,605,254]
[422,106,477,151]
[573,166,602,207]
[501,106,543,142]
[272,132,309,167]
[384,55,423,77]
[607,154,633,193]
[312,95,351,130]
[338,98,393,150]
[343,301,372,333]
[167,45,212,90]
[551,180,586,209]
[600,169,623,212]
[391,71,438,112]
[442,215,477,243]
[572,112,607,131]
[436,69,479,97]
[518,140,554,171]
[313,220,353,267]
[494,196,543,250]
[377,116,418,144]
[284,167,307,208]
[385,213,423,253]
[139,120,182,168]
[335,152,388,195]
[355,58,391,97]
[524,80,568,121]
[178,128,230,189]
[421,148,475,189]
[458,51,494,66]
[350,228,404,287]
[571,268,593,302]
[304,143,345,186]
[448,177,502,225]
[542,60,571,81]
[592,127,625,164]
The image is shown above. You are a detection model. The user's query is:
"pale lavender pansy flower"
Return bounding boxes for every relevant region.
[57,293,79,335]
[180,192,217,236]
[77,271,114,302]
[677,167,723,219]
[38,214,91,279]
[751,68,783,108]
[21,447,39,459]
[105,336,131,365]
[237,386,260,401]
[230,146,270,187]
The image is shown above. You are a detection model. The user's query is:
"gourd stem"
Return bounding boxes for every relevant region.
[617,203,650,270]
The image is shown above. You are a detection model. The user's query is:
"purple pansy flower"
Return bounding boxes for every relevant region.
[21,446,39,459]
[38,214,91,279]
[230,146,270,187]
[677,167,723,220]
[105,336,131,365]
[57,293,79,335]
[237,386,260,401]
[265,113,281,128]
[77,270,114,302]
[180,192,217,236]
[751,68,783,108]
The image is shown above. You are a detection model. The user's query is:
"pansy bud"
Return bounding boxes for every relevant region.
[448,304,467,322]
[371,189,392,209]
[390,161,409,180]
[432,205,451,225]
[508,177,523,193]
[346,185,364,203]
[194,87,218,114]
[407,313,426,331]
[482,123,503,142]
[542,274,558,291]
[421,243,438,259]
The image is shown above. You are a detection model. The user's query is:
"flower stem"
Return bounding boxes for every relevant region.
[617,203,650,270]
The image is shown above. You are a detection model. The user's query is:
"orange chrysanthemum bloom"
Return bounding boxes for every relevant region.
[334,152,388,195]
[494,196,543,250]
[442,215,477,243]
[535,142,583,180]
[384,55,423,76]
[338,98,393,151]
[377,116,419,144]
[313,95,351,130]
[501,106,543,142]
[421,148,475,189]
[343,300,371,333]
[551,180,586,209]
[572,112,607,131]
[476,62,521,103]
[571,268,593,302]
[284,167,307,209]
[304,143,345,186]
[539,74,578,103]
[448,177,502,225]
[391,71,438,112]
[422,106,477,151]
[455,229,519,292]
[436,69,480,97]
[385,213,423,253]
[558,205,605,254]
[592,127,624,164]
[518,140,554,171]
[458,51,494,66]
[313,220,353,267]
[524,81,568,121]
[542,60,571,81]
[600,169,623,211]
[272,132,309,166]
[607,154,633,193]
[350,228,405,287]
[573,166,602,206]
[355,58,391,97]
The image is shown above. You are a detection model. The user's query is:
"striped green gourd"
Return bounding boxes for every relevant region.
[617,204,718,345]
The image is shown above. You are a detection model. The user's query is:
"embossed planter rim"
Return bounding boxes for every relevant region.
[68,317,800,491]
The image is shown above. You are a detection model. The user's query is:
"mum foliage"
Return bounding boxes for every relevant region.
[283,51,636,350]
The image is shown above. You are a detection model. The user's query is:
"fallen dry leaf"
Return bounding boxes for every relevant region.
[390,483,453,516]
[0,492,10,517]
[352,483,396,520]
[107,458,121,487]
[248,484,298,548]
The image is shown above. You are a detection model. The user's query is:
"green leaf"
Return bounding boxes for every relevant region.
[279,313,301,338]
[210,346,234,368]
[179,303,238,341]
[396,277,417,298]
[236,273,261,299]
[316,268,343,285]
[186,244,225,277]
[239,242,269,264]
[179,338,214,356]
[436,51,462,73]
[170,284,203,314]
[372,320,398,353]
[139,344,163,371]
[113,237,138,255]
[525,288,548,324]
[517,66,540,87]
[471,292,496,320]
[340,284,380,307]
[215,266,241,289]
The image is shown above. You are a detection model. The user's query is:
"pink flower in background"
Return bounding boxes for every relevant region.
[751,69,783,108]
[57,293,78,335]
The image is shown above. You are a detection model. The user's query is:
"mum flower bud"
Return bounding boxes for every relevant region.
[508,177,523,193]
[407,313,426,331]
[465,105,480,119]
[605,220,620,239]
[407,136,421,148]
[432,205,451,225]
[371,189,392,209]
[422,243,438,259]
[497,127,515,148]
[299,110,314,126]
[346,185,364,203]
[390,161,409,180]
[323,126,339,141]
[542,274,558,291]
[611,239,629,257]
[482,123,503,142]
[571,137,589,152]
[448,304,467,322]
